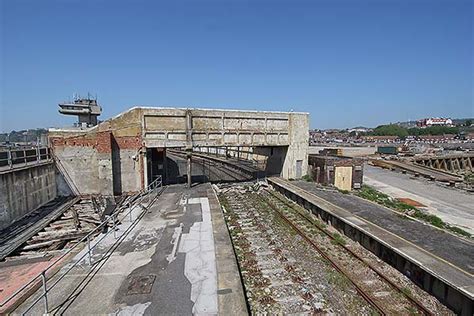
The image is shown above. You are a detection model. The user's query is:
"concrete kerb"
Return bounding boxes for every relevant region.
[209,185,249,316]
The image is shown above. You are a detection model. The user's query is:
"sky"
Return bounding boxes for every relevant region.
[0,0,473,131]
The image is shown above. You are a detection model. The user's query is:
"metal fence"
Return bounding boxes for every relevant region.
[0,147,51,170]
[0,175,163,315]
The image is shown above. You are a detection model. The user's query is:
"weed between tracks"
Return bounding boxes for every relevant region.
[217,183,453,316]
[217,184,377,315]
[218,187,384,315]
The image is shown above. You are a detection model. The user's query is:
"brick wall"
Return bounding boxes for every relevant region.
[49,131,143,195]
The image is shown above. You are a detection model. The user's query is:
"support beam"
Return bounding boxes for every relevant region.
[185,110,193,188]
[187,153,192,188]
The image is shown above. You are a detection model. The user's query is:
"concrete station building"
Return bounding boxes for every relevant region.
[49,107,309,195]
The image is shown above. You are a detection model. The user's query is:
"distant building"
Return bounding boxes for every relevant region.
[309,130,324,144]
[361,135,400,143]
[416,117,453,127]
[348,127,372,134]
[417,134,456,143]
[308,155,364,191]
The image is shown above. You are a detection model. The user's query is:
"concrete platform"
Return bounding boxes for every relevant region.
[268,177,473,315]
[12,183,247,315]
[364,164,474,234]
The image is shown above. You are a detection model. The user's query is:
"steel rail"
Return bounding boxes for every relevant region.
[261,190,433,316]
[167,150,253,181]
[255,193,387,316]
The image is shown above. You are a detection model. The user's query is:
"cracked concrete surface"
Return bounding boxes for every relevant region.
[179,197,218,315]
[13,184,246,315]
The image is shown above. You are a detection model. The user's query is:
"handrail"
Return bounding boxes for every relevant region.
[0,146,51,170]
[0,178,164,314]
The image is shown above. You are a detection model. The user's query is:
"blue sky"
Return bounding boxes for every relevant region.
[1,0,472,131]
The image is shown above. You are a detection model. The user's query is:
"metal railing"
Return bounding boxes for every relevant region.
[0,176,163,315]
[0,146,51,170]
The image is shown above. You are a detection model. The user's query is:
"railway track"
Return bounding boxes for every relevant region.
[220,186,374,314]
[258,188,434,316]
[167,149,254,182]
[218,183,440,315]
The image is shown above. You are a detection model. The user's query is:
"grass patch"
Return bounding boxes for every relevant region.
[302,174,313,182]
[331,232,347,246]
[328,270,350,289]
[446,225,472,238]
[400,287,412,298]
[356,185,472,238]
[405,306,418,315]
[464,173,474,185]
[356,185,417,213]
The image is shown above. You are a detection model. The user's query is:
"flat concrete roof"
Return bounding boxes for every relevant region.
[132,106,309,115]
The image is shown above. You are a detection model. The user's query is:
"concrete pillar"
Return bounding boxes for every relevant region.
[36,145,40,163]
[185,110,193,188]
[163,148,168,185]
[7,149,12,169]
[187,152,192,188]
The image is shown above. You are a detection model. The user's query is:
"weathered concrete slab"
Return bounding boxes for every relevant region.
[49,107,309,195]
[0,162,59,231]
[12,183,247,315]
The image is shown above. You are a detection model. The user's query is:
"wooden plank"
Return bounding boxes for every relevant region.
[0,197,80,261]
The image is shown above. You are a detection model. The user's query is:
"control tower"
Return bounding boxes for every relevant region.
[58,95,102,127]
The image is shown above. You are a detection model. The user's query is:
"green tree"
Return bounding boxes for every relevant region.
[370,124,408,138]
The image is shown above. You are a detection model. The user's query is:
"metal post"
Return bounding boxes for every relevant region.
[24,149,27,165]
[87,235,92,266]
[41,271,49,314]
[129,202,133,222]
[113,214,117,239]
